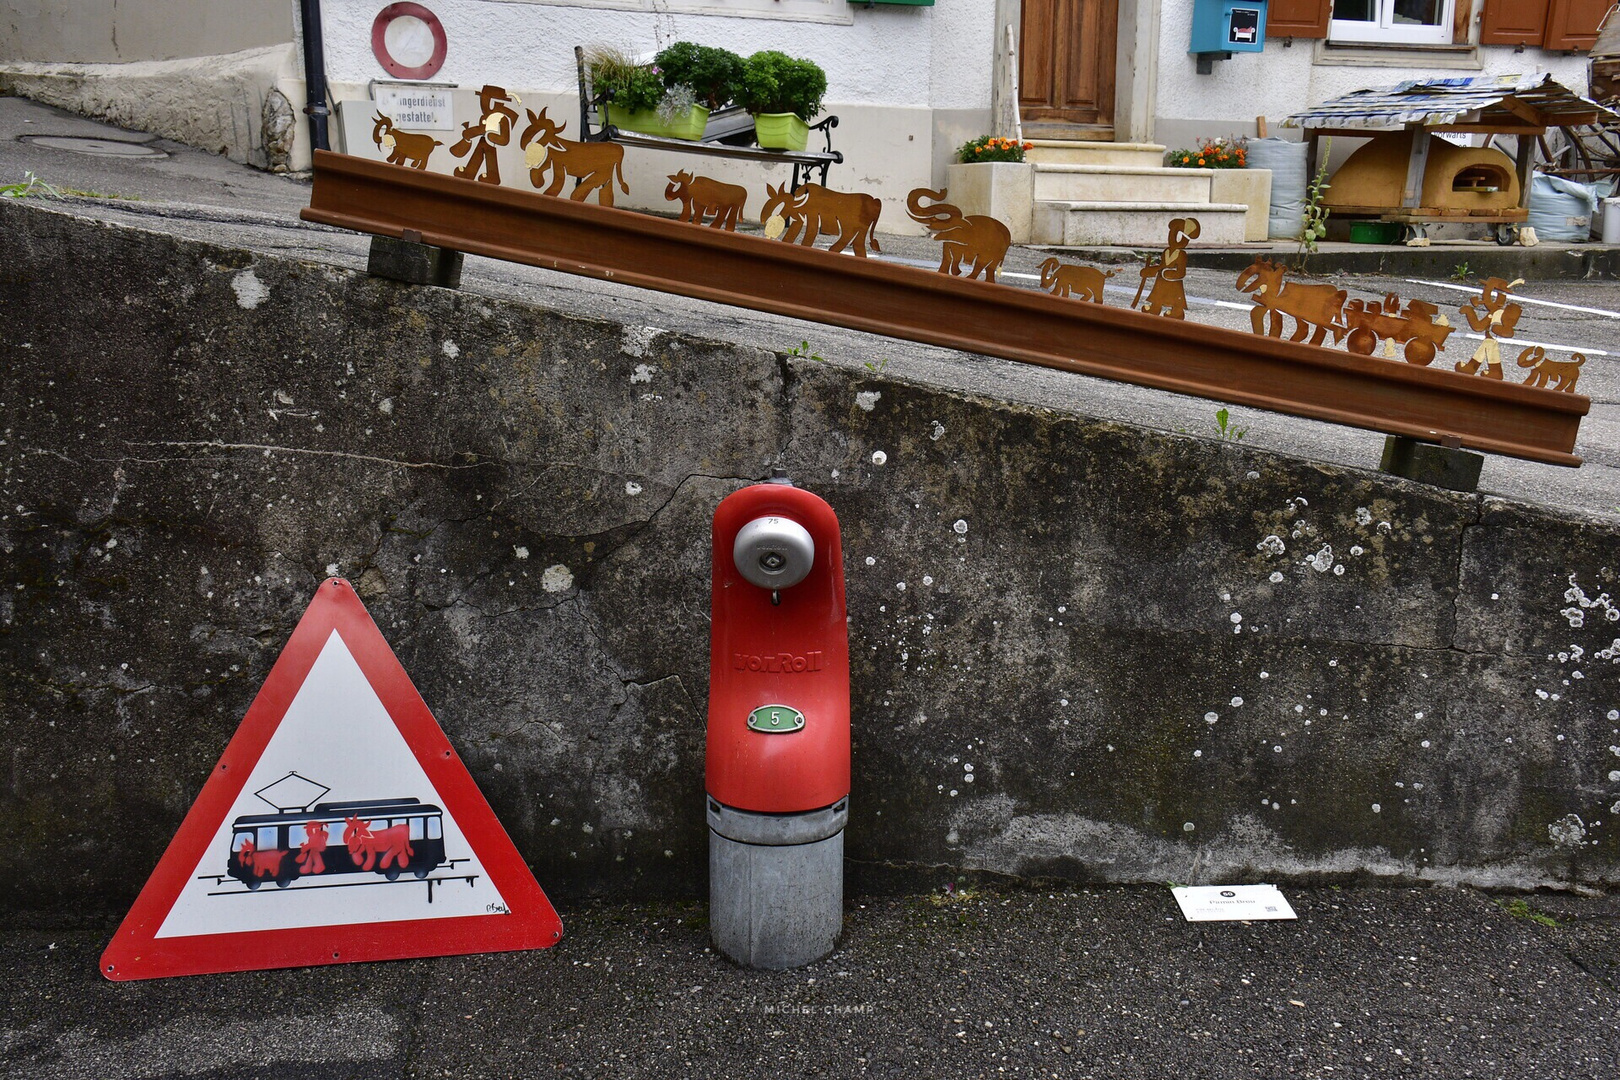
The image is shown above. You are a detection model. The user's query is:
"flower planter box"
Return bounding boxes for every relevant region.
[944,161,1035,244]
[603,103,710,141]
[753,112,810,151]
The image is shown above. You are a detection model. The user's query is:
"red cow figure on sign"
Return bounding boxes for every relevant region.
[237,837,287,882]
[345,816,415,873]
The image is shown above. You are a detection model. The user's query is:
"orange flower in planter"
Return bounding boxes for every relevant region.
[956,134,1029,163]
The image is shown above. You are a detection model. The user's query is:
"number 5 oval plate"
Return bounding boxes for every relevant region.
[747,704,806,734]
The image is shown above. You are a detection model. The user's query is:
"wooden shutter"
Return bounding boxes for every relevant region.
[1454,0,1475,43]
[1267,0,1332,38]
[1480,0,1552,45]
[1543,0,1615,49]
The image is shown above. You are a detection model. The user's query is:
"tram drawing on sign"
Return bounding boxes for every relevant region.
[228,798,447,888]
[209,771,468,900]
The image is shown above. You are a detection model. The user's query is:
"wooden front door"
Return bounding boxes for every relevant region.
[1018,0,1118,139]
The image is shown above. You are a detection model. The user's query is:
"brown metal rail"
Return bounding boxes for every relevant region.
[303,151,1588,467]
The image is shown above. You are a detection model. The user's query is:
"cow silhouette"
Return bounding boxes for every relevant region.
[1038,257,1116,303]
[519,107,629,206]
[344,816,414,873]
[665,171,747,229]
[371,113,442,170]
[1235,258,1347,346]
[761,182,883,257]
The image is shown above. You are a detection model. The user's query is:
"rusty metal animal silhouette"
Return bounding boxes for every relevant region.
[1038,258,1116,304]
[1518,346,1585,392]
[906,188,1010,281]
[1234,258,1348,347]
[665,171,748,230]
[760,183,883,257]
[519,107,629,206]
[1133,218,1199,318]
[371,113,442,170]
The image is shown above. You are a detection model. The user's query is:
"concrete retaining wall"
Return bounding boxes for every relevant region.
[3,200,1619,916]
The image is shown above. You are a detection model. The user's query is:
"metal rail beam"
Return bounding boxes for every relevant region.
[303,151,1588,467]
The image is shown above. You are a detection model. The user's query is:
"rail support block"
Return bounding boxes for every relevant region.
[1380,436,1484,493]
[367,235,463,289]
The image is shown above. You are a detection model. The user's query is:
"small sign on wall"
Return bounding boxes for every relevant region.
[375,85,455,131]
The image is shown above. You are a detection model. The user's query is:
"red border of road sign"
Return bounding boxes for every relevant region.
[100,578,562,981]
[371,2,449,81]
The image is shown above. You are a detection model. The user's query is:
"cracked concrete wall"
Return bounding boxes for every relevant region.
[3,201,1619,918]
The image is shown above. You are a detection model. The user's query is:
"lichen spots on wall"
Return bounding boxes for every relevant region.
[620,325,663,358]
[230,268,267,310]
[1562,573,1619,631]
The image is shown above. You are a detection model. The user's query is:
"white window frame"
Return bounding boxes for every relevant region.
[1330,0,1456,45]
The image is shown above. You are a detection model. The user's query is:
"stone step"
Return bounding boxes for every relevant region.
[1033,164,1215,204]
[1025,140,1166,168]
[1031,201,1252,247]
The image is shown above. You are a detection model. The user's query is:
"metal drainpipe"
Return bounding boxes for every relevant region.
[298,0,332,153]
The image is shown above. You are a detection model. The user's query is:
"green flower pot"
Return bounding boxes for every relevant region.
[603,103,710,141]
[752,112,810,151]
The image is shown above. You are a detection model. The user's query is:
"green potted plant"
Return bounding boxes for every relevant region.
[654,41,744,112]
[739,50,827,151]
[587,47,666,135]
[585,46,701,140]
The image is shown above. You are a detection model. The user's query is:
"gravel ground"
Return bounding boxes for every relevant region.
[4,884,1619,1078]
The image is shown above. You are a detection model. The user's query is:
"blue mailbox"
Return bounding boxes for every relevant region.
[1190,0,1267,72]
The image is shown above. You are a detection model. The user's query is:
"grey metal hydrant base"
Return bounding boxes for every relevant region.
[708,798,847,970]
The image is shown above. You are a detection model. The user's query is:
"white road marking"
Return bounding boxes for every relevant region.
[1405,278,1620,319]
[1456,333,1607,357]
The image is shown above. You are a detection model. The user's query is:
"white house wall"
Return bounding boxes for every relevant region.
[319,0,999,229]
[1153,0,1592,151]
[318,0,1601,227]
[319,0,994,108]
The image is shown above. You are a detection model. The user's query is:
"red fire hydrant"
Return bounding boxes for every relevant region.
[706,471,849,969]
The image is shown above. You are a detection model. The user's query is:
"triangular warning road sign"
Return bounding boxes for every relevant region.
[101,578,562,980]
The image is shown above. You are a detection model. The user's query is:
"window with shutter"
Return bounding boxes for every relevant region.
[1331,0,1458,43]
[1479,0,1552,44]
[1268,0,1334,36]
[1543,0,1614,49]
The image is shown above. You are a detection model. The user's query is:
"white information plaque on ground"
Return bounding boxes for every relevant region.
[1172,884,1298,922]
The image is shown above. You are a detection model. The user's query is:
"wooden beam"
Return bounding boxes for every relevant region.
[1402,125,1432,209]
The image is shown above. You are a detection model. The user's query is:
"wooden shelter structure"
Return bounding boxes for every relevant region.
[1285,74,1617,240]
